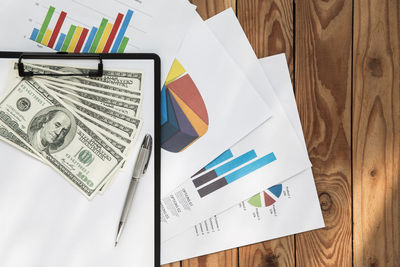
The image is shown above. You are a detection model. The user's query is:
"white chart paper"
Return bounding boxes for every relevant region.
[160,11,311,243]
[161,53,325,264]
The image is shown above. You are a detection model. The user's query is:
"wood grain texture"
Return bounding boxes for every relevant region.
[294,0,353,266]
[182,249,237,267]
[237,1,295,266]
[162,262,181,267]
[353,0,400,266]
[237,0,294,76]
[238,237,294,267]
[190,0,236,21]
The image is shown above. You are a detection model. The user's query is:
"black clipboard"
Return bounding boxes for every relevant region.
[0,52,161,267]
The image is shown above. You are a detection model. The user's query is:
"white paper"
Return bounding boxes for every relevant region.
[160,13,272,195]
[0,0,197,82]
[160,11,311,243]
[161,54,325,264]
[0,59,156,267]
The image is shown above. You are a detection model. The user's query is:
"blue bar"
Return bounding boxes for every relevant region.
[111,10,133,53]
[83,27,98,53]
[225,152,276,184]
[161,85,168,125]
[55,33,66,51]
[215,150,257,176]
[30,28,40,41]
[205,150,234,170]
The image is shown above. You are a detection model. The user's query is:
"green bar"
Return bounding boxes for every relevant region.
[36,6,55,43]
[117,37,129,53]
[89,18,108,53]
[61,25,77,52]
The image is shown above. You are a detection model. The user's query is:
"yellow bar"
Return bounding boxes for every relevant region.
[41,29,53,46]
[67,26,83,52]
[96,23,113,53]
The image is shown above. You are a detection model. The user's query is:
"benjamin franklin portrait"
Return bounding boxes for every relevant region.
[28,107,76,156]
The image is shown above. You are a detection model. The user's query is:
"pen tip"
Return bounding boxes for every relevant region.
[115,241,118,247]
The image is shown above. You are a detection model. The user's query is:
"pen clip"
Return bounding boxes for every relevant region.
[142,135,152,174]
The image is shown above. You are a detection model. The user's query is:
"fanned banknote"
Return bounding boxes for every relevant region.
[0,63,144,199]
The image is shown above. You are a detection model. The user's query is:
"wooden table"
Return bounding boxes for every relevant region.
[163,0,399,266]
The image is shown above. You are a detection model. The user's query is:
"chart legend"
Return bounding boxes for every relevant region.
[30,5,133,53]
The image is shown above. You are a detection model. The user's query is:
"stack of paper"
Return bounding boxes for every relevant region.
[160,8,325,264]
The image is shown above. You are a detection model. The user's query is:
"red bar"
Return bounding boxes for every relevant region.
[74,28,89,53]
[48,11,67,48]
[102,13,124,53]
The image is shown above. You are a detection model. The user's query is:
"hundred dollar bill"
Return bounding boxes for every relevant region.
[39,78,141,117]
[41,76,142,104]
[0,121,43,161]
[0,78,125,199]
[14,62,142,95]
[55,93,141,139]
[45,84,141,123]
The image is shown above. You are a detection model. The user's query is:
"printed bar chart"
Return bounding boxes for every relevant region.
[29,6,133,53]
[196,152,277,198]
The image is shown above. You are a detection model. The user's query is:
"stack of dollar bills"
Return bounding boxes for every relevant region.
[0,62,143,199]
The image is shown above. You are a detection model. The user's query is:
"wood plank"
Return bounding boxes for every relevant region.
[162,262,181,267]
[294,0,353,265]
[237,0,295,266]
[179,1,237,267]
[191,0,236,21]
[182,250,237,267]
[237,0,294,76]
[238,237,294,267]
[353,0,400,266]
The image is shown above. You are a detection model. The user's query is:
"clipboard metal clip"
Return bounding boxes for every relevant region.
[18,53,103,78]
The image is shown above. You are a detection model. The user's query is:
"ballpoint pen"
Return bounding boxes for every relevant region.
[115,134,152,247]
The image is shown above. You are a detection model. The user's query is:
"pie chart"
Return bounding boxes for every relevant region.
[247,184,283,208]
[161,59,209,153]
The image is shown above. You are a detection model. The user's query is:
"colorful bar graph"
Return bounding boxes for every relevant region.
[41,29,53,46]
[36,6,55,43]
[30,6,133,53]
[103,13,124,53]
[83,27,98,53]
[48,11,67,48]
[117,37,129,53]
[74,28,89,53]
[61,25,76,52]
[30,28,39,41]
[67,26,83,52]
[55,33,66,51]
[111,10,133,53]
[96,23,113,53]
[89,18,108,53]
